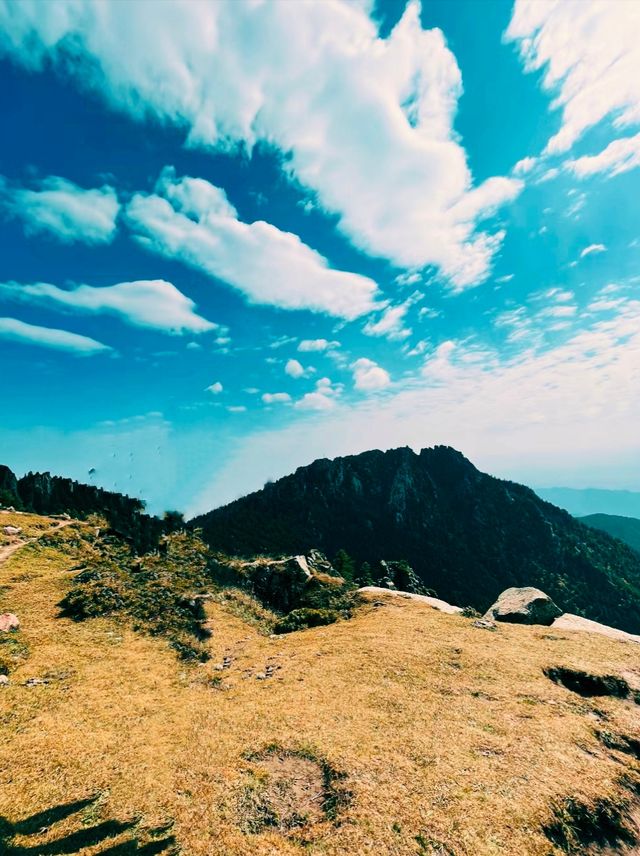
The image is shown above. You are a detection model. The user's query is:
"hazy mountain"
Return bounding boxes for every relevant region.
[192,446,640,633]
[534,487,640,518]
[580,513,640,555]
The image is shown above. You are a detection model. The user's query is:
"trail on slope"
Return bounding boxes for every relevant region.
[0,518,78,565]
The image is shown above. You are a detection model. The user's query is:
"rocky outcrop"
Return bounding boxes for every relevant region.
[483,587,562,626]
[376,560,428,594]
[0,465,20,507]
[235,551,345,613]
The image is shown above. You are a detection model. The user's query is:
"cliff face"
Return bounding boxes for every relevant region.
[192,446,640,633]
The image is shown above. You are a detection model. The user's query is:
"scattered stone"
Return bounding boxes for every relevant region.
[2,525,22,536]
[0,675,9,687]
[472,619,497,631]
[483,587,562,626]
[255,672,267,680]
[24,677,48,687]
[0,613,20,632]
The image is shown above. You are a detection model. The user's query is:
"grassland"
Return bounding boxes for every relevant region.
[1,512,640,855]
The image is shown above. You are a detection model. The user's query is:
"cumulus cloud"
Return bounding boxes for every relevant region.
[285,358,305,379]
[0,316,110,354]
[351,357,391,391]
[206,381,223,394]
[126,170,379,319]
[295,377,341,411]
[506,1,640,160]
[0,0,520,288]
[262,392,291,404]
[297,339,340,352]
[0,279,216,334]
[0,175,119,243]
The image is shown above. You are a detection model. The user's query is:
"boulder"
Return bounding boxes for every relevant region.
[241,555,314,613]
[483,587,562,626]
[2,525,22,536]
[0,613,20,632]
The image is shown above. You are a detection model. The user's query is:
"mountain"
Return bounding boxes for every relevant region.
[192,445,640,633]
[580,513,640,555]
[0,465,163,551]
[534,486,640,518]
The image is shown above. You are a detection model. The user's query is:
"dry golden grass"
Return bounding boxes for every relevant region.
[1,519,640,855]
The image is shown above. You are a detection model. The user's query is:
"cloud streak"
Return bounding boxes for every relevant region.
[0,316,110,354]
[0,279,216,334]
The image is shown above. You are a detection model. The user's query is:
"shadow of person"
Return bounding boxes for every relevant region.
[0,796,176,856]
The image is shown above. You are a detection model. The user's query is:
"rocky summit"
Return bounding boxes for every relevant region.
[192,446,640,634]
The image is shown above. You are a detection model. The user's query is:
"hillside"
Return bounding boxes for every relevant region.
[3,508,640,855]
[192,446,640,635]
[580,514,640,555]
[0,465,163,551]
[535,487,640,519]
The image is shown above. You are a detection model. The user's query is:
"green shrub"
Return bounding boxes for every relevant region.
[274,607,340,634]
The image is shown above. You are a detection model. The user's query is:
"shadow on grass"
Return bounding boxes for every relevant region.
[0,796,176,856]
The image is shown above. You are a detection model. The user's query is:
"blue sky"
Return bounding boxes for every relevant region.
[0,0,639,515]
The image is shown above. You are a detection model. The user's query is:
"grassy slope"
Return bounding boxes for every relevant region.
[2,514,640,855]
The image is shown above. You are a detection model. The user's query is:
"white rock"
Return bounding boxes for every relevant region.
[552,613,640,644]
[357,586,463,615]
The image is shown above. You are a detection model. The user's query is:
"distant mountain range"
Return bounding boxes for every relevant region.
[191,446,640,634]
[579,513,640,555]
[534,486,640,518]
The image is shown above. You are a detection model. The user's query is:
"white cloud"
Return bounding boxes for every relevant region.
[512,156,537,176]
[363,302,412,341]
[0,175,118,243]
[295,377,341,411]
[126,171,379,319]
[0,1,521,289]
[285,358,305,379]
[262,392,291,404]
[0,316,110,354]
[566,133,640,179]
[506,1,640,159]
[227,405,246,413]
[580,244,607,259]
[192,297,640,512]
[206,381,223,394]
[351,357,391,391]
[0,279,216,334]
[297,339,340,352]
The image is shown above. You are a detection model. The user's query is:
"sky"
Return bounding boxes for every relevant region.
[0,0,639,516]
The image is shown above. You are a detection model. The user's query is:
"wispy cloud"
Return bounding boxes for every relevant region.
[0,317,110,354]
[580,244,607,259]
[0,279,216,334]
[507,1,640,163]
[0,175,119,244]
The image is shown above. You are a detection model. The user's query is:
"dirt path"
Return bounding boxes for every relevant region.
[0,519,78,565]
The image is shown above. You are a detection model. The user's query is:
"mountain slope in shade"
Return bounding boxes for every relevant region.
[580,514,640,555]
[192,446,640,634]
[534,487,640,518]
